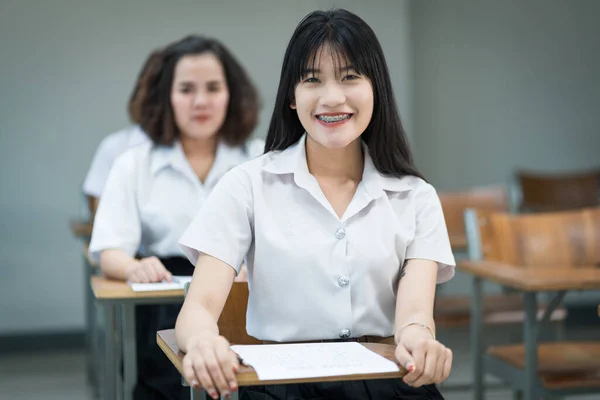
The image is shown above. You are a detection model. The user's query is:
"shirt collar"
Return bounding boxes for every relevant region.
[263,133,413,199]
[150,140,248,186]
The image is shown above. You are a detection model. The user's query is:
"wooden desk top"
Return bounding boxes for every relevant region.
[458,260,600,291]
[91,276,184,301]
[157,329,406,387]
[70,220,94,238]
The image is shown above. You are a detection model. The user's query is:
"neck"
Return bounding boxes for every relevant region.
[180,135,218,159]
[305,136,364,182]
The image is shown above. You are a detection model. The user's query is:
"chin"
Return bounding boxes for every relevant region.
[182,129,219,141]
[311,130,361,150]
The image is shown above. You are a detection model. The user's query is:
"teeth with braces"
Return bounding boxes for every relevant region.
[317,114,351,123]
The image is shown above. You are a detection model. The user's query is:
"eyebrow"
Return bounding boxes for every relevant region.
[301,65,357,75]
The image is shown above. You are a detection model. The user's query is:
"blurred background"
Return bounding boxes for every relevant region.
[1,0,599,399]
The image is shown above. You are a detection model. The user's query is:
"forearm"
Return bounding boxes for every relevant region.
[175,299,220,353]
[175,254,237,352]
[99,249,138,281]
[394,259,438,339]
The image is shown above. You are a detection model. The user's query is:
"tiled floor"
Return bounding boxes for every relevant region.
[1,322,599,399]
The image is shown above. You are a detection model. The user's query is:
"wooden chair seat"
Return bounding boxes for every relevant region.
[434,294,567,327]
[487,342,600,390]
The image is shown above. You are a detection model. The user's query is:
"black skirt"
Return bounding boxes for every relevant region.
[133,256,193,400]
[240,379,444,400]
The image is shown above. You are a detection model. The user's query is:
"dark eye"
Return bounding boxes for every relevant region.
[179,85,193,93]
[207,83,222,92]
[342,75,359,81]
[303,76,320,83]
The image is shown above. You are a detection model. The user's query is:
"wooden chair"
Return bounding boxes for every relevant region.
[217,282,261,345]
[435,185,567,330]
[439,185,509,252]
[517,168,600,212]
[464,206,600,395]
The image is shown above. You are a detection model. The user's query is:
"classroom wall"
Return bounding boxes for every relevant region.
[0,0,413,335]
[412,0,600,191]
[412,0,600,301]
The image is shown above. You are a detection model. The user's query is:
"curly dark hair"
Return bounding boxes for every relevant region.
[134,35,260,146]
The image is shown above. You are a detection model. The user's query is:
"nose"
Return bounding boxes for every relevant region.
[320,82,346,107]
[193,91,208,107]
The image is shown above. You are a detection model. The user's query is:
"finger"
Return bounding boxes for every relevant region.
[131,268,147,283]
[145,264,159,282]
[137,267,151,283]
[203,349,231,397]
[433,346,447,383]
[440,348,453,383]
[182,355,201,389]
[403,342,426,386]
[156,263,172,282]
[214,344,238,392]
[192,355,218,399]
[412,347,438,387]
[395,344,415,373]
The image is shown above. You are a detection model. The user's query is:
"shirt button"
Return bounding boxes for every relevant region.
[335,228,346,239]
[338,276,349,288]
[339,328,351,339]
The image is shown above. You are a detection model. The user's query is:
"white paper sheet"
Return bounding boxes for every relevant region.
[230,342,399,381]
[127,276,192,292]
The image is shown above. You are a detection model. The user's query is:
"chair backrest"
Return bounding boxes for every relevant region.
[439,185,509,251]
[217,282,261,345]
[465,207,600,268]
[517,169,600,212]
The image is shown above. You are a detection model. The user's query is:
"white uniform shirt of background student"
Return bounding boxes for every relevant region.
[82,125,149,198]
[89,137,263,264]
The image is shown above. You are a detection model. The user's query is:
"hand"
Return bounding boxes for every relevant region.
[182,333,240,399]
[125,256,172,283]
[394,325,452,387]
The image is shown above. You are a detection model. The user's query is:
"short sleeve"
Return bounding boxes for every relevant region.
[405,183,456,283]
[88,152,141,263]
[179,167,253,274]
[82,136,119,198]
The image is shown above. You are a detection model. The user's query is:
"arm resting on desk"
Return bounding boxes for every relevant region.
[100,249,139,281]
[394,259,452,387]
[175,253,236,352]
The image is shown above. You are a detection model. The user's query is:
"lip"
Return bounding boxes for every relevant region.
[193,115,211,122]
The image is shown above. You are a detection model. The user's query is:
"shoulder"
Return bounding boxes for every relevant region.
[384,175,441,212]
[404,176,438,198]
[110,140,153,173]
[97,126,138,153]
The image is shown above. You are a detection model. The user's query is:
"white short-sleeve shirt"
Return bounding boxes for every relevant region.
[88,138,264,264]
[83,125,150,197]
[179,134,455,342]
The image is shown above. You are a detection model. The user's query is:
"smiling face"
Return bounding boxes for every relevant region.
[170,53,230,141]
[291,46,374,150]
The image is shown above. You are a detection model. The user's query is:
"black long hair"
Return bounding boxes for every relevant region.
[265,9,424,180]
